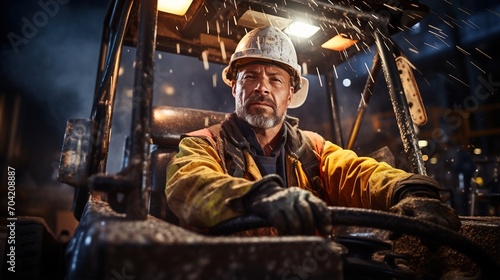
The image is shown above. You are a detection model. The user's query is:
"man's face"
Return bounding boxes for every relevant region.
[232,63,294,129]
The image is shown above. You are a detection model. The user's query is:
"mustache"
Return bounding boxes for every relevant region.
[245,95,277,110]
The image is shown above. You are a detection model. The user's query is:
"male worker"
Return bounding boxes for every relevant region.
[165,26,460,235]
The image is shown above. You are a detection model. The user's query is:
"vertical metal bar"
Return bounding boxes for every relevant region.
[346,52,381,150]
[91,0,127,115]
[127,0,158,219]
[469,168,479,216]
[374,29,426,175]
[325,69,344,146]
[91,1,113,114]
[71,0,134,221]
[99,43,125,172]
[91,0,135,173]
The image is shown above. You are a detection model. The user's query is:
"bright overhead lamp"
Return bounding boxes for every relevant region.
[284,22,320,38]
[157,0,193,16]
[418,140,428,148]
[238,10,292,30]
[321,34,357,51]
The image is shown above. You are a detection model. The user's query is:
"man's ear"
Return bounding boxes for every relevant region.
[231,82,237,97]
[287,86,294,105]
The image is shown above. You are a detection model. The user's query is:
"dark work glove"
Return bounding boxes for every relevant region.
[390,196,461,232]
[390,176,461,232]
[240,175,332,235]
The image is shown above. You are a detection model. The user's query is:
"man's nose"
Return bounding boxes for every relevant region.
[254,77,270,94]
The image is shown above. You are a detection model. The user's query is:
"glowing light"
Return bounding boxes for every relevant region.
[158,0,193,16]
[410,22,421,33]
[418,140,428,148]
[161,83,175,96]
[285,22,320,38]
[342,78,351,87]
[475,177,484,186]
[237,10,291,30]
[321,34,357,51]
[473,148,482,155]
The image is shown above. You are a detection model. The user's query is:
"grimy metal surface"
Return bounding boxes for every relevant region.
[66,199,344,280]
[393,217,500,279]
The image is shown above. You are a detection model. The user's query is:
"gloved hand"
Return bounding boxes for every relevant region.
[241,175,332,235]
[391,176,461,232]
[390,196,461,231]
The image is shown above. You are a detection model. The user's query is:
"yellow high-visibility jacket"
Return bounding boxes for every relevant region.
[165,114,439,231]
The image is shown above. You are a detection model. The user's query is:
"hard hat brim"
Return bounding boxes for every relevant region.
[289,77,308,109]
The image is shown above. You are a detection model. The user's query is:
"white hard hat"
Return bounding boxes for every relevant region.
[222,26,309,109]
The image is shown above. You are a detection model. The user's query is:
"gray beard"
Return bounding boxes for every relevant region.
[236,107,283,129]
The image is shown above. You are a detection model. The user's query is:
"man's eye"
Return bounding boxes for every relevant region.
[243,74,255,80]
[271,77,283,83]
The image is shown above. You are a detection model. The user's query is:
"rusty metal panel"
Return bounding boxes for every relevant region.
[58,119,96,187]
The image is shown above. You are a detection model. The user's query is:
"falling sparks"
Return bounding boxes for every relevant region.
[428,29,446,40]
[430,31,450,47]
[470,61,486,74]
[448,74,470,88]
[212,73,217,88]
[438,16,454,28]
[457,7,472,16]
[424,42,439,50]
[302,62,308,76]
[316,67,323,87]
[486,8,500,17]
[364,62,374,83]
[423,77,430,86]
[443,14,462,29]
[201,50,209,70]
[455,45,470,56]
[466,19,480,29]
[428,24,442,32]
[382,3,401,12]
[475,48,492,59]
[333,65,338,79]
[220,40,227,60]
[461,19,477,29]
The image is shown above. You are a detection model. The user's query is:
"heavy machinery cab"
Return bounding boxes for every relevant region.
[49,0,500,279]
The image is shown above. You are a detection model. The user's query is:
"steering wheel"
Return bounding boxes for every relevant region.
[208,206,498,278]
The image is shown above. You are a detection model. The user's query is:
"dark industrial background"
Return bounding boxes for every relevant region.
[1,0,499,237]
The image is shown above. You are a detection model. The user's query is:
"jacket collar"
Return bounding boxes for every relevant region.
[222,113,305,159]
